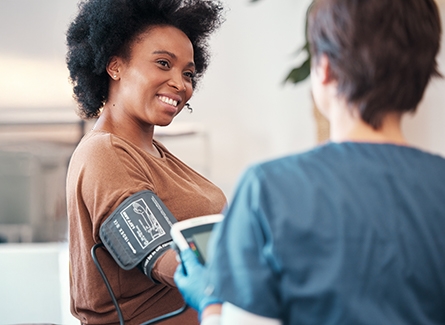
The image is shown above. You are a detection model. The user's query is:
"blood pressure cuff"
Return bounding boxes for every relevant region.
[99,190,177,278]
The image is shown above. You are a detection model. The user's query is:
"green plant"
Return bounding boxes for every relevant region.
[250,0,314,85]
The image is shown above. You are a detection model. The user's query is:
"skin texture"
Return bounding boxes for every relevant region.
[94,25,195,157]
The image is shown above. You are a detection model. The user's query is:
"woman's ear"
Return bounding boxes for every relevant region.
[106,56,121,80]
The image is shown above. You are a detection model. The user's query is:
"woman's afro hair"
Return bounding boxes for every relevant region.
[66,0,225,118]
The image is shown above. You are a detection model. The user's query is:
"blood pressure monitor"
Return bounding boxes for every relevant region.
[170,214,224,264]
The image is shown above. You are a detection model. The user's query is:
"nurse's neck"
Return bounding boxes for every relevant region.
[328,101,408,146]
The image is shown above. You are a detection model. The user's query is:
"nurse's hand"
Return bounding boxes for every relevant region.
[174,248,221,316]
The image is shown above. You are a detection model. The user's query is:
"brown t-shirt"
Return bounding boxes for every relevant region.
[66,130,227,325]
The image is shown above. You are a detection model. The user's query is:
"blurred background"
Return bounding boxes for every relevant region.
[0,0,444,323]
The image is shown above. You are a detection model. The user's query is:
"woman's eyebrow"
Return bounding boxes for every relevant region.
[152,50,195,68]
[152,50,177,58]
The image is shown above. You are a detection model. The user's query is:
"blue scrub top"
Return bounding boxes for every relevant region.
[207,142,445,325]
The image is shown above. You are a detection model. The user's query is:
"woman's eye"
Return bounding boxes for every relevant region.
[157,60,170,68]
[184,71,195,80]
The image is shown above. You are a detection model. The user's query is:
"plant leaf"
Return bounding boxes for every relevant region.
[284,58,311,84]
[249,0,314,85]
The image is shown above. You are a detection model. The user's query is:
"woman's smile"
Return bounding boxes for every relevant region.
[158,95,179,108]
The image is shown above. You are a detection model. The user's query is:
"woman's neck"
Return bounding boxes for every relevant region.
[93,105,161,157]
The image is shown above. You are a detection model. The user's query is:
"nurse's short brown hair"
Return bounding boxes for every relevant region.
[308,0,442,128]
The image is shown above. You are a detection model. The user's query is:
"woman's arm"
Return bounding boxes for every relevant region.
[149,249,178,286]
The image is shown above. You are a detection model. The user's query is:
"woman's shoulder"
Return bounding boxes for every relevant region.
[70,130,145,170]
[73,130,140,158]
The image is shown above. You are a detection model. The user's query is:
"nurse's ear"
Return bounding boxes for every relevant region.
[107,56,122,81]
[313,54,333,85]
[310,54,339,120]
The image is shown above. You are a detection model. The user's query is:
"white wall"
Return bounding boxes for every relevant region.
[402,1,445,157]
[0,0,78,108]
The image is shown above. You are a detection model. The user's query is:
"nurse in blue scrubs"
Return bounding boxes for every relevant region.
[175,0,445,324]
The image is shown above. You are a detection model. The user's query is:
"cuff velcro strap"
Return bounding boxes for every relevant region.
[99,190,177,270]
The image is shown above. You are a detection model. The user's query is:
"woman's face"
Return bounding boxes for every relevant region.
[109,25,195,127]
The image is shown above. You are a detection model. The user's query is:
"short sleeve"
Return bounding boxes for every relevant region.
[206,166,282,319]
[70,133,155,240]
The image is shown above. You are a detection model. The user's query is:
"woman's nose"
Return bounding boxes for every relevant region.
[168,72,186,92]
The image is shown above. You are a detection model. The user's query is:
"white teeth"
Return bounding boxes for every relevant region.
[159,96,178,107]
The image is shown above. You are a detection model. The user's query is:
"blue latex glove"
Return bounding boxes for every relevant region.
[174,248,221,315]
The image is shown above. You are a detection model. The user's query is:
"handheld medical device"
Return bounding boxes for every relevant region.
[170,214,224,264]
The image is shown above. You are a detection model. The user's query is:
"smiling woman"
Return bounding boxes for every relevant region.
[95,26,196,156]
[65,1,226,325]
